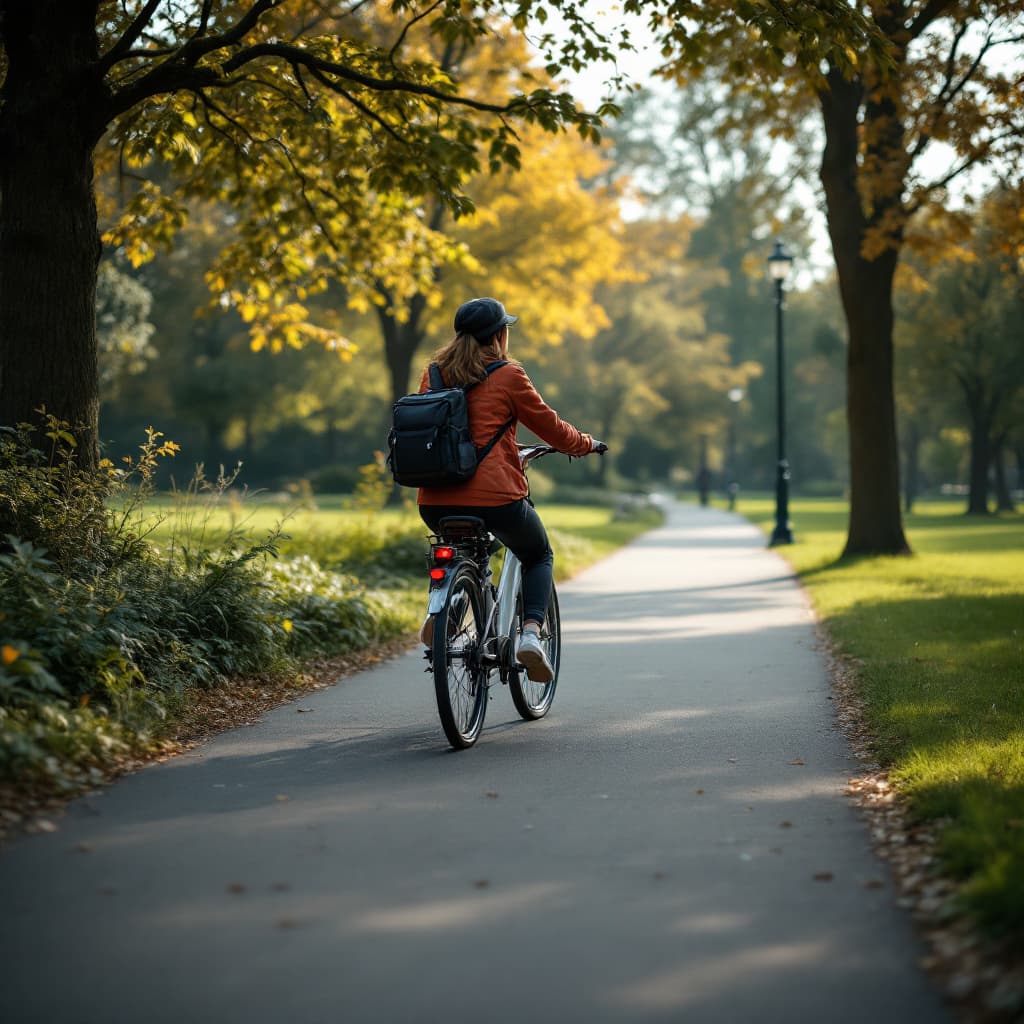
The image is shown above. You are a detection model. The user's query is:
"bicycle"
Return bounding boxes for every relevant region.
[423,442,603,749]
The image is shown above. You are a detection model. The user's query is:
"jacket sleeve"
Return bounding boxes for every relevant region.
[506,365,592,456]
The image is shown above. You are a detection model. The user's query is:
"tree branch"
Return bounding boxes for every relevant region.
[190,1,215,47]
[389,0,445,63]
[101,0,163,68]
[906,0,957,41]
[907,129,1021,214]
[110,38,538,120]
[101,0,283,79]
[303,63,409,147]
[219,42,516,114]
[906,20,975,164]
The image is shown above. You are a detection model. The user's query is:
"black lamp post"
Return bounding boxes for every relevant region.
[768,241,794,546]
[727,386,743,510]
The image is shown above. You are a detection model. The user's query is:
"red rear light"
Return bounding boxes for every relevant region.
[429,568,446,581]
[433,546,455,561]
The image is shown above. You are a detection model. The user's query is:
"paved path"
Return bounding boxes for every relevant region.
[0,503,948,1023]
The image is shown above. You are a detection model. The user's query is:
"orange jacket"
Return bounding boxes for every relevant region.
[417,362,593,506]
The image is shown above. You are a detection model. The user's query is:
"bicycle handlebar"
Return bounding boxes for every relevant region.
[518,442,608,467]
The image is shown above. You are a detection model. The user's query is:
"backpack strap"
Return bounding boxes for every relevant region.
[430,360,508,393]
[474,360,514,461]
[464,360,509,392]
[477,415,515,463]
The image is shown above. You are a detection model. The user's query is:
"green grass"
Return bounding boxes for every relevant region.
[141,494,659,584]
[738,496,1024,939]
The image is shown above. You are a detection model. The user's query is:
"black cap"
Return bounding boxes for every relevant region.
[454,297,519,342]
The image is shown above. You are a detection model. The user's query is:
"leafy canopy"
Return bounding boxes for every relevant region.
[84,1,884,352]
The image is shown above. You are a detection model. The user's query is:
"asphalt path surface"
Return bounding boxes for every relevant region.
[0,502,949,1023]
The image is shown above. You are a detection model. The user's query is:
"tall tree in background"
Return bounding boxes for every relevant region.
[896,192,1024,515]
[542,215,757,484]
[372,121,628,409]
[648,0,1024,554]
[96,260,156,395]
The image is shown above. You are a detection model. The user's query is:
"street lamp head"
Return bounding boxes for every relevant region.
[728,387,744,404]
[768,240,794,281]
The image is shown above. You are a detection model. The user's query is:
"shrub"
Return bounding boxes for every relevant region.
[0,419,416,792]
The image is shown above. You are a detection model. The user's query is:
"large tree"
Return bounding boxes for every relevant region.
[0,0,882,469]
[372,122,628,410]
[0,0,616,466]
[896,192,1024,515]
[647,0,1024,554]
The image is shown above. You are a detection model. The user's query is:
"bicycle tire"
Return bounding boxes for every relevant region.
[509,583,560,720]
[433,564,488,749]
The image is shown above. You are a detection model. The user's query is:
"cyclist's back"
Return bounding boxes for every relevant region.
[417,297,599,683]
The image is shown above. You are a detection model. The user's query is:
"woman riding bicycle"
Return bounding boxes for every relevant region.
[418,296,602,683]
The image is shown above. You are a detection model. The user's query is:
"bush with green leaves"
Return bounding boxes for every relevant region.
[0,420,413,791]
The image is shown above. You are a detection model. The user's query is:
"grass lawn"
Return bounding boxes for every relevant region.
[140,494,657,584]
[738,495,1024,940]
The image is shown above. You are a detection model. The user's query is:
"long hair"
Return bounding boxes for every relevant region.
[428,332,509,387]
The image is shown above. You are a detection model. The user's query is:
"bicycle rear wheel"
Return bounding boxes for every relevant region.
[509,583,560,720]
[433,564,488,749]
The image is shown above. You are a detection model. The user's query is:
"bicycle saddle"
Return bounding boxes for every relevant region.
[437,515,487,539]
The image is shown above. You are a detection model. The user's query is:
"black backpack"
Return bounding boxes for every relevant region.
[386,361,514,488]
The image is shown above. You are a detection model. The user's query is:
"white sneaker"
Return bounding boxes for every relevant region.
[516,630,554,683]
[419,615,434,646]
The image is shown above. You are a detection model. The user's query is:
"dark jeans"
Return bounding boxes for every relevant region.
[419,499,554,625]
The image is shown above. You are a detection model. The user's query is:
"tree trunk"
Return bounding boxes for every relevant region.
[0,3,106,468]
[966,424,991,515]
[819,69,910,556]
[992,433,1014,513]
[324,416,338,462]
[243,415,255,466]
[378,295,429,411]
[377,299,429,505]
[903,418,920,515]
[962,383,992,516]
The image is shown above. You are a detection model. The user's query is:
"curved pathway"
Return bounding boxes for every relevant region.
[0,502,948,1022]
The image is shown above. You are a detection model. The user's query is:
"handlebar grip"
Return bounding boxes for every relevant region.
[592,441,609,455]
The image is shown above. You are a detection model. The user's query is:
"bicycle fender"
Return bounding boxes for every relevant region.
[427,567,456,616]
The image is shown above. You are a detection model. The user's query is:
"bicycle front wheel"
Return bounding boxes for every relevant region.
[433,564,488,749]
[509,583,560,720]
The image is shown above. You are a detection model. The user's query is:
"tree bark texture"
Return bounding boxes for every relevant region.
[819,69,911,556]
[992,435,1015,513]
[960,377,992,515]
[0,2,106,467]
[966,423,991,515]
[903,418,920,515]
